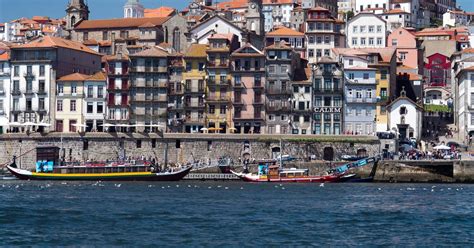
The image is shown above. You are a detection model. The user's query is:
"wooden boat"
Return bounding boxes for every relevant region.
[231,164,343,183]
[6,160,192,181]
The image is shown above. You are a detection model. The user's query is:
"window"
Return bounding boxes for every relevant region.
[97,102,103,113]
[103,31,108,40]
[314,113,321,121]
[348,73,355,79]
[309,35,315,44]
[58,85,64,94]
[186,62,192,72]
[392,39,398,46]
[352,38,357,46]
[324,49,330,56]
[377,38,382,45]
[377,25,382,33]
[366,108,372,116]
[234,75,241,84]
[57,100,63,111]
[334,113,341,121]
[83,32,88,41]
[87,86,93,98]
[324,36,330,44]
[71,83,77,94]
[324,97,331,107]
[400,52,407,60]
[14,66,19,76]
[366,89,372,98]
[360,26,366,33]
[360,38,366,45]
[315,97,322,107]
[98,86,104,98]
[87,102,93,113]
[220,105,226,114]
[334,97,341,106]
[369,38,374,45]
[70,100,76,111]
[209,105,215,114]
[316,49,322,58]
[471,113,474,125]
[316,36,322,44]
[39,65,45,76]
[308,49,314,57]
[198,63,205,71]
[363,73,369,79]
[353,25,358,33]
[56,120,63,132]
[368,25,374,33]
[381,70,388,80]
[356,90,362,98]
[356,108,362,116]
[349,59,353,65]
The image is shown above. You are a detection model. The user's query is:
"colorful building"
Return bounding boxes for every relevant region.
[56,73,87,132]
[183,44,207,133]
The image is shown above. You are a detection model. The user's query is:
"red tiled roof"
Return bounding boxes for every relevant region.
[144,6,176,18]
[267,26,304,37]
[75,17,170,30]
[57,72,90,81]
[12,36,100,55]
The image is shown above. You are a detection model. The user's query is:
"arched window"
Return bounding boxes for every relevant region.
[250,21,256,31]
[164,27,168,43]
[71,16,76,27]
[173,28,181,52]
[127,9,131,18]
[132,9,136,18]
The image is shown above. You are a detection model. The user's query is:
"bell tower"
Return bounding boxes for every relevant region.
[124,0,145,18]
[66,0,89,30]
[245,0,264,36]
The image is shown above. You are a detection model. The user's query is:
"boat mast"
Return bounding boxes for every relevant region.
[279,137,283,169]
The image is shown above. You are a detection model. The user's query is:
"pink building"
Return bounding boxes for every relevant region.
[230,43,266,134]
[388,27,422,73]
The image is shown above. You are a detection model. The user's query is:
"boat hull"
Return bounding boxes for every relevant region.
[7,165,192,181]
[231,170,342,183]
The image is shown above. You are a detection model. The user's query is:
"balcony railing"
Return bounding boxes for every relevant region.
[266,87,292,95]
[314,87,343,93]
[23,72,35,78]
[266,105,291,111]
[184,88,205,93]
[207,95,230,102]
[184,102,205,108]
[346,97,377,103]
[12,89,21,95]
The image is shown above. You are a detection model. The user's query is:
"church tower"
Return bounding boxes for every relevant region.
[65,0,89,30]
[245,0,264,36]
[124,0,144,18]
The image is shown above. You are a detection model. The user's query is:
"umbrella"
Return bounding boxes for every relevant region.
[8,122,22,127]
[433,145,451,150]
[101,123,115,127]
[208,127,223,131]
[22,122,37,126]
[200,127,208,131]
[37,123,51,127]
[72,123,87,127]
[228,127,237,133]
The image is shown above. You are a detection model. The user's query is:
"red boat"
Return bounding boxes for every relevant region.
[231,164,345,183]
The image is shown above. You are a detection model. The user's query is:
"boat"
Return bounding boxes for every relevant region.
[6,160,192,181]
[218,156,233,174]
[6,142,193,181]
[231,163,343,183]
[341,155,368,161]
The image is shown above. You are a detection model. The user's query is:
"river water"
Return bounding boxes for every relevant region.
[0,181,473,246]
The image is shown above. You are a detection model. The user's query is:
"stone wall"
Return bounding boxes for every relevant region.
[0,133,380,170]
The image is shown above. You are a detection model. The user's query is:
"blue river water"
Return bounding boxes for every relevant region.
[0,181,473,246]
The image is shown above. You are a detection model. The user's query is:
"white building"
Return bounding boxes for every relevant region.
[379,9,412,31]
[355,0,389,13]
[443,10,469,27]
[262,0,295,32]
[84,71,106,132]
[0,50,10,134]
[454,58,474,144]
[338,0,356,14]
[389,0,420,28]
[346,12,387,49]
[387,91,423,140]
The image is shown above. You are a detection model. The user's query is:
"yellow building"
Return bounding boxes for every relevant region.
[183,44,207,133]
[56,73,88,132]
[205,34,233,133]
[363,48,397,133]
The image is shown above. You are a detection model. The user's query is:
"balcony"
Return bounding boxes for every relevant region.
[24,88,34,95]
[0,89,5,95]
[253,81,264,89]
[12,89,21,96]
[266,87,292,95]
[184,88,205,94]
[266,105,291,111]
[346,97,377,103]
[207,95,230,102]
[153,95,168,102]
[184,102,205,108]
[23,72,35,78]
[314,87,343,93]
[253,98,264,105]
[233,66,264,72]
[233,98,244,105]
[169,103,184,110]
[207,61,229,68]
[184,116,205,123]
[37,89,47,95]
[233,82,244,89]
[169,88,184,95]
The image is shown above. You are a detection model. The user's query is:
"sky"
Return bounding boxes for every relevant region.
[0,0,473,23]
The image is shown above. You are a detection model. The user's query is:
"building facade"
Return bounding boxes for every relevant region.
[56,73,87,133]
[104,54,130,132]
[305,7,346,64]
[183,44,207,133]
[129,47,169,131]
[0,50,10,133]
[230,43,266,134]
[312,57,344,135]
[346,12,387,49]
[84,71,106,132]
[9,36,101,132]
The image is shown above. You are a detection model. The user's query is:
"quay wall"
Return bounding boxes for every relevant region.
[0,133,380,170]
